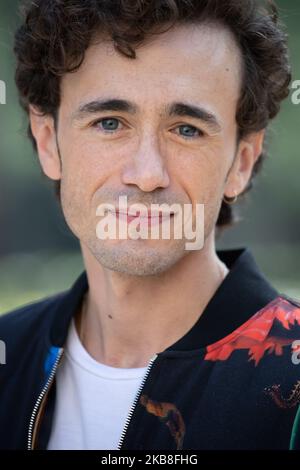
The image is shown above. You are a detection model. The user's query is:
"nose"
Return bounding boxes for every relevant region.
[121,134,170,192]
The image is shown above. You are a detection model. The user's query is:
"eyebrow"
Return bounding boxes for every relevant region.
[72,99,137,122]
[167,103,222,133]
[72,98,222,133]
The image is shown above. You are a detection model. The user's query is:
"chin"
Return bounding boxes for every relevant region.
[91,239,187,277]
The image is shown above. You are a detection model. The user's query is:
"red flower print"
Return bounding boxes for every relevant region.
[205,297,300,366]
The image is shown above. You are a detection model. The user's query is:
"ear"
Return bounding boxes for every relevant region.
[29,105,62,181]
[224,130,265,198]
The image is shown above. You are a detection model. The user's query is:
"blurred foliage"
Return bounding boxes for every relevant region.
[0,0,299,314]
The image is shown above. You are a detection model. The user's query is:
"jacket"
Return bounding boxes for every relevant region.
[1,247,300,450]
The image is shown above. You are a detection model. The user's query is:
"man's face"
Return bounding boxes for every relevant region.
[34,23,251,276]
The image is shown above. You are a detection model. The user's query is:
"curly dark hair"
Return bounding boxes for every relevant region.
[14,0,291,229]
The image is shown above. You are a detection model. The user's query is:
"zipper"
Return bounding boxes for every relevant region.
[117,353,158,450]
[27,347,64,450]
[28,349,158,450]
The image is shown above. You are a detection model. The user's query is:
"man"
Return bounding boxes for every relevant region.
[0,0,300,450]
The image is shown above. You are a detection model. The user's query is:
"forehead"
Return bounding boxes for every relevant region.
[61,22,242,117]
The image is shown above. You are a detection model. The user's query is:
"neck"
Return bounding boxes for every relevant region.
[76,236,229,368]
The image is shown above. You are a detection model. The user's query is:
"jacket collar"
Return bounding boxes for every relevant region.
[165,247,278,351]
[49,247,278,351]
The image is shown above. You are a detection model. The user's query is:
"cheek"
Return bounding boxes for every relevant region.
[175,145,229,205]
[60,137,117,200]
[172,145,231,236]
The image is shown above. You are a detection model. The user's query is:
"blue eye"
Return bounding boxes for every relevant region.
[178,125,202,138]
[96,118,120,131]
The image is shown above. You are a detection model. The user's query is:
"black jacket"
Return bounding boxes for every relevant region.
[1,247,300,450]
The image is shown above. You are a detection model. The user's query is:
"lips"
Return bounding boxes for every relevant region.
[115,210,175,218]
[113,210,175,226]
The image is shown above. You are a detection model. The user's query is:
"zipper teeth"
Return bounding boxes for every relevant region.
[27,348,64,450]
[28,350,157,450]
[117,353,158,451]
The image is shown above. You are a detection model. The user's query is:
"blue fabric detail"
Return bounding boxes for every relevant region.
[44,346,60,380]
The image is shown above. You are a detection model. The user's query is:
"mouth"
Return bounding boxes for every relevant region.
[112,210,175,225]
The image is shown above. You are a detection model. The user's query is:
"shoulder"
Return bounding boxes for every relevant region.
[0,291,67,347]
[263,294,300,338]
[245,293,300,349]
[205,294,300,367]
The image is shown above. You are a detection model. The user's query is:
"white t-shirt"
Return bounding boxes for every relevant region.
[47,319,148,450]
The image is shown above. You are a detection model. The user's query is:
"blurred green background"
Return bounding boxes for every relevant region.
[0,1,299,314]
